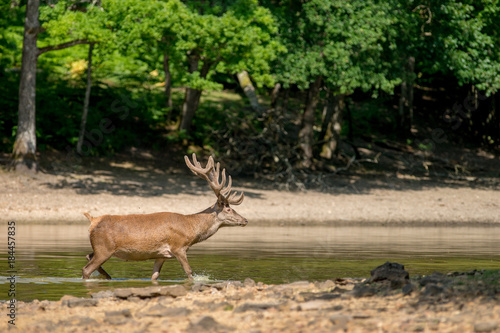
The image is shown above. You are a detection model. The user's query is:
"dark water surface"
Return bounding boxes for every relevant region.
[1,224,499,301]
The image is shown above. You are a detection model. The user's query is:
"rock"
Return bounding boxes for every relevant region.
[36,300,51,311]
[297,300,333,311]
[60,316,98,326]
[139,304,192,317]
[211,301,234,311]
[419,272,450,286]
[61,297,98,308]
[369,261,410,287]
[105,309,132,318]
[474,321,498,332]
[332,304,344,311]
[226,281,243,289]
[127,296,142,303]
[162,307,192,317]
[329,314,350,330]
[285,281,314,289]
[210,282,227,290]
[234,302,281,313]
[113,285,187,299]
[138,303,169,317]
[32,320,57,331]
[104,316,129,325]
[244,277,256,287]
[353,313,372,319]
[331,286,349,294]
[192,283,212,292]
[422,284,445,296]
[227,292,255,301]
[316,280,336,290]
[113,288,134,299]
[211,281,243,290]
[299,291,341,301]
[402,283,417,296]
[351,285,376,298]
[188,316,233,332]
[91,290,115,299]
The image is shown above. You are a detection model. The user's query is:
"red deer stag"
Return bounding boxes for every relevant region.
[82,153,247,280]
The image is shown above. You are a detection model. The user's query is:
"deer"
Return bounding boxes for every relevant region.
[82,153,247,281]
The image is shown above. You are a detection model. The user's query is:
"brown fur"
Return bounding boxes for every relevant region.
[82,155,247,281]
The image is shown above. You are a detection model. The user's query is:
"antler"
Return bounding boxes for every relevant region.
[184,153,244,205]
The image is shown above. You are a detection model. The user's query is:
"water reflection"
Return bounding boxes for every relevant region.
[1,224,499,301]
[10,224,500,256]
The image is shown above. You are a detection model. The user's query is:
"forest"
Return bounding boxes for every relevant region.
[1,0,499,182]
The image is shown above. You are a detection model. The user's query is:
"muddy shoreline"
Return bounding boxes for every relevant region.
[2,169,500,226]
[2,268,499,333]
[2,161,500,331]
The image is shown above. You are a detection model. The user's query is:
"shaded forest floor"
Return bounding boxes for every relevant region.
[1,141,499,225]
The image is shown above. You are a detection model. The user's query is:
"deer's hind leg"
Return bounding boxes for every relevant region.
[152,258,166,281]
[83,252,112,279]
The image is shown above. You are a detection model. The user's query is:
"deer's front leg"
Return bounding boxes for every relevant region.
[174,250,193,280]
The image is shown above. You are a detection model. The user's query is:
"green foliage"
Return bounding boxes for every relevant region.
[39,1,113,45]
[349,97,397,139]
[426,1,500,94]
[0,4,24,71]
[269,0,401,94]
[1,0,499,162]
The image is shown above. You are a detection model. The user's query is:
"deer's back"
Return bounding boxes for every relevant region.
[87,212,194,256]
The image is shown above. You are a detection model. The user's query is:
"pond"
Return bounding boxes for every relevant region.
[1,224,500,301]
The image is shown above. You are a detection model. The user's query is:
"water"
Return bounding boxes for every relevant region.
[1,224,499,301]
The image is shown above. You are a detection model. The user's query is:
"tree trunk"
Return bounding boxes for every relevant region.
[12,0,40,173]
[345,98,354,142]
[163,51,173,111]
[270,83,281,109]
[398,56,415,138]
[180,88,203,132]
[179,56,211,133]
[77,43,94,155]
[237,71,263,114]
[298,76,322,168]
[281,87,290,116]
[320,92,345,159]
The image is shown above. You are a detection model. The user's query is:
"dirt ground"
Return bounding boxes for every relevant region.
[1,153,499,225]
[2,272,500,333]
[1,152,500,332]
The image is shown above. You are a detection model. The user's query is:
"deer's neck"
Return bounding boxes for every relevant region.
[190,207,221,244]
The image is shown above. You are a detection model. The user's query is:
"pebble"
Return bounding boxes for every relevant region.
[296,300,333,311]
[139,304,192,317]
[234,302,281,313]
[5,267,499,333]
[329,314,350,329]
[91,290,115,299]
[188,316,233,332]
[113,285,187,299]
[243,277,256,287]
[474,321,498,332]
[61,297,98,308]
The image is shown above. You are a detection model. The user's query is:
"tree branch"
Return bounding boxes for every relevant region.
[37,39,91,56]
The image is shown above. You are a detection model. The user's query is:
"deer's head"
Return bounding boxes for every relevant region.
[185,153,247,227]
